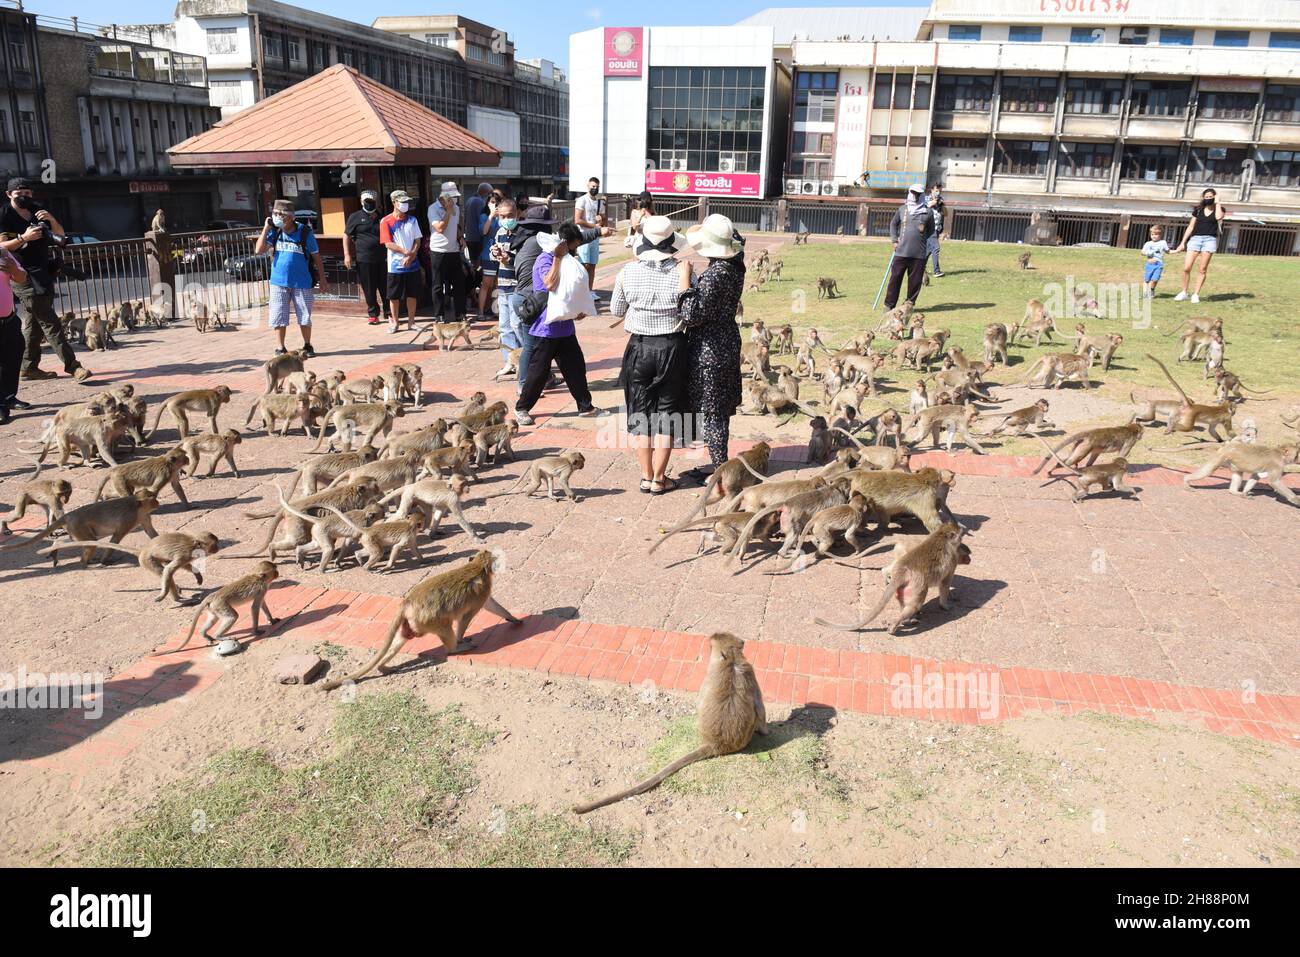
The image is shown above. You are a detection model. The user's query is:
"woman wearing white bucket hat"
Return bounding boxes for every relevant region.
[611,214,691,494]
[678,214,746,482]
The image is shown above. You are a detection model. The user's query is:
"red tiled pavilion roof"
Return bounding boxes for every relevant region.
[169,64,500,168]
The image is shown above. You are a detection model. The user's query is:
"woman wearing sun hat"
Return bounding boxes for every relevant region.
[611,214,691,495]
[677,213,745,483]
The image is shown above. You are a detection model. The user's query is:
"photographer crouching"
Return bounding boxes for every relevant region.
[0,177,91,384]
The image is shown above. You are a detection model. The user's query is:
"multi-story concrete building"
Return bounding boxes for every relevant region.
[0,7,51,189]
[130,3,568,199]
[571,1,1300,252]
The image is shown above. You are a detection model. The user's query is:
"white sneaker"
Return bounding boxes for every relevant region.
[1173,291,1187,301]
[1190,294,1199,304]
[495,364,514,378]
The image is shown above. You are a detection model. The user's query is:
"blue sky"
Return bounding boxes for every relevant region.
[29,1,927,69]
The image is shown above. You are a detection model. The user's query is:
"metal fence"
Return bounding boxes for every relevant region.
[786,201,859,236]
[54,237,153,317]
[170,227,270,314]
[1231,224,1299,257]
[948,208,1034,244]
[1123,216,1190,249]
[1055,212,1119,247]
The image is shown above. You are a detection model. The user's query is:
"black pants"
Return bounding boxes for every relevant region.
[517,334,593,414]
[16,285,79,373]
[622,332,687,438]
[429,251,466,321]
[883,255,926,311]
[0,313,23,405]
[356,259,386,318]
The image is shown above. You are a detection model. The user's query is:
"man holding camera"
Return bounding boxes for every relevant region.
[0,177,90,383]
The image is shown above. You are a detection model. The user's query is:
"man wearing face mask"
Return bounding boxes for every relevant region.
[0,177,90,382]
[255,199,327,356]
[574,176,606,295]
[428,181,467,322]
[380,190,424,334]
[883,183,935,314]
[344,190,386,325]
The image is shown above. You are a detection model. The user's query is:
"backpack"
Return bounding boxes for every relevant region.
[268,222,318,286]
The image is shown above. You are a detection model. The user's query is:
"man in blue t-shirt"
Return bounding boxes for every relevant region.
[255,199,328,356]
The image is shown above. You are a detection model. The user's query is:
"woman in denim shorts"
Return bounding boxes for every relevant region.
[1173,188,1226,305]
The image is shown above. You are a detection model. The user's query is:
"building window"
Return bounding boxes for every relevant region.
[873,72,926,110]
[948,25,981,42]
[8,39,29,71]
[795,71,838,122]
[211,79,243,107]
[1214,30,1249,47]
[1064,77,1124,115]
[19,110,36,148]
[425,33,451,47]
[1009,26,1042,43]
[1264,84,1300,122]
[994,139,1049,176]
[288,39,302,63]
[0,110,9,145]
[1070,27,1104,44]
[1187,146,1247,184]
[1199,90,1258,120]
[1254,149,1298,186]
[1160,28,1194,46]
[1122,144,1180,182]
[1000,75,1058,113]
[935,74,994,112]
[1118,27,1149,45]
[1130,80,1191,117]
[207,27,237,55]
[1269,32,1300,49]
[263,33,283,60]
[1056,141,1113,179]
[647,66,767,176]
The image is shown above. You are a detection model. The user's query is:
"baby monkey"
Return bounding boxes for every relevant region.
[151,561,280,654]
[1035,436,1136,503]
[517,451,586,501]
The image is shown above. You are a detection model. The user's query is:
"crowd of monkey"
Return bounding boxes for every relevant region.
[2,242,1297,816]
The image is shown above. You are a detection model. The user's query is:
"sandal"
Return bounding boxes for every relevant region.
[639,479,654,494]
[650,476,679,495]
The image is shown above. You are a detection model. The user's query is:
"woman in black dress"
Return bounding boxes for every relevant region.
[678,214,746,482]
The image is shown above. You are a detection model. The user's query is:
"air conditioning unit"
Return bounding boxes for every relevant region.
[784,178,802,195]
[819,181,837,196]
[800,179,820,195]
[718,156,735,173]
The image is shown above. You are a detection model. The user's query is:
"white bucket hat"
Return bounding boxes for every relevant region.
[686,213,744,259]
[439,181,461,198]
[635,215,687,262]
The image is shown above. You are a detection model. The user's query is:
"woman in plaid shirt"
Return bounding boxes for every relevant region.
[611,215,692,495]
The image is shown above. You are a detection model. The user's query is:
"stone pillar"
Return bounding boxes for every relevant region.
[145,229,176,318]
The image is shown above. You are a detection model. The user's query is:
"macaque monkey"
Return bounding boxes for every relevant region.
[42,531,221,604]
[1017,301,1056,346]
[1032,421,1143,473]
[839,353,886,395]
[803,327,832,357]
[379,366,408,405]
[0,490,160,567]
[245,392,314,437]
[327,452,421,494]
[177,429,243,479]
[494,349,522,381]
[794,229,811,245]
[60,311,87,343]
[749,319,772,347]
[459,401,510,433]
[820,358,843,402]
[281,370,317,395]
[1212,368,1272,404]
[1131,392,1182,427]
[1178,330,1216,363]
[84,312,111,351]
[289,445,377,495]
[380,420,449,460]
[264,350,307,393]
[1164,316,1222,339]
[1017,251,1033,270]
[826,432,911,473]
[426,319,475,352]
[420,442,476,483]
[573,632,766,813]
[767,260,784,282]
[870,408,904,449]
[150,208,167,233]
[338,376,383,404]
[740,341,771,380]
[233,478,384,561]
[514,451,586,501]
[151,562,280,655]
[1022,351,1095,390]
[648,510,755,557]
[146,386,233,440]
[190,298,212,334]
[313,400,405,452]
[744,381,819,421]
[816,277,840,299]
[778,493,876,571]
[806,417,833,465]
[669,442,771,528]
[983,323,1009,366]
[794,342,818,379]
[908,379,931,415]
[846,467,957,533]
[93,448,190,506]
[1071,288,1102,319]
[983,399,1052,437]
[472,421,519,467]
[1,470,73,536]
[1147,354,1236,441]
[1072,326,1123,372]
[909,312,926,341]
[274,485,384,570]
[1202,331,1224,380]
[459,391,488,419]
[320,551,520,690]
[382,474,483,539]
[313,505,426,572]
[904,403,986,454]
[816,523,969,634]
[21,408,128,475]
[1179,442,1300,505]
[394,363,424,407]
[830,407,861,446]
[1035,436,1135,503]
[773,324,794,355]
[730,476,853,563]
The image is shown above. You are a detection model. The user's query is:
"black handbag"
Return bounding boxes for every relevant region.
[514,288,548,323]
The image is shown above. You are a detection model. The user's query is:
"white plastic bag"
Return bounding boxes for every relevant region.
[538,233,596,324]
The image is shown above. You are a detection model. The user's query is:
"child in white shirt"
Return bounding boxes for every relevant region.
[1141,225,1171,299]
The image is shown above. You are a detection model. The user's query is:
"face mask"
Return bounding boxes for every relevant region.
[1204,198,1215,207]
[271,214,285,228]
[362,199,376,211]
[501,218,517,231]
[396,202,409,214]
[589,187,599,196]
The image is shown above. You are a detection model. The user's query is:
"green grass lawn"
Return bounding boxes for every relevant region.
[739,238,1298,398]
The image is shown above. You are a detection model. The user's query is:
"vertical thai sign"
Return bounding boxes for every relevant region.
[604,27,643,77]
[833,69,870,183]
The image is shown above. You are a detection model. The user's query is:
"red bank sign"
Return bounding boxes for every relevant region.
[604,27,643,77]
[645,170,762,197]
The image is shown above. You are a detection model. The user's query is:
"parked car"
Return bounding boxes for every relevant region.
[225,250,272,281]
[205,220,257,231]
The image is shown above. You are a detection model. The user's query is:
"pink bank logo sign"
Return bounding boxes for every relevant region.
[604,27,643,77]
[645,170,762,197]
